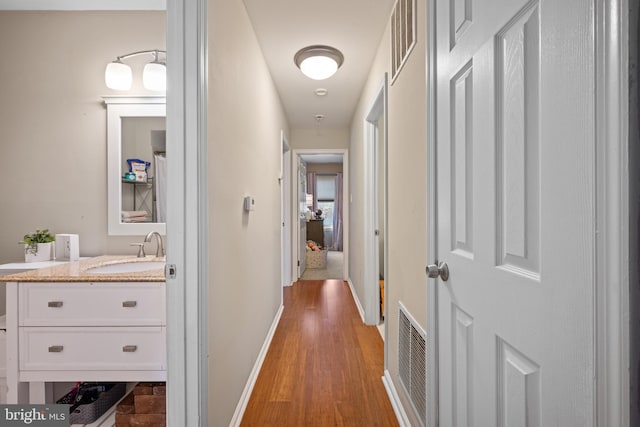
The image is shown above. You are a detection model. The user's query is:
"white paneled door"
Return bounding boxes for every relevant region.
[434,0,595,425]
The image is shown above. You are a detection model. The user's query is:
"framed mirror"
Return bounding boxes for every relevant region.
[104,96,166,235]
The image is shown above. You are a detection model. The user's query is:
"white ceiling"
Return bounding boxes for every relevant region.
[242,0,395,129]
[1,0,394,130]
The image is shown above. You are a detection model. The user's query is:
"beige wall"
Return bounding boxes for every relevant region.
[0,11,166,263]
[291,128,350,149]
[349,1,427,425]
[208,0,290,424]
[348,19,390,327]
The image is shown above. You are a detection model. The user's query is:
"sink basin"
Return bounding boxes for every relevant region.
[85,261,165,274]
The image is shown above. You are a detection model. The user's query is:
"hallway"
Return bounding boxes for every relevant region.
[240,280,398,426]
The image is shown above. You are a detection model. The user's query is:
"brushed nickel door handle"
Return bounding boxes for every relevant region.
[122,301,137,308]
[426,261,449,281]
[122,345,138,352]
[47,301,63,308]
[48,346,64,353]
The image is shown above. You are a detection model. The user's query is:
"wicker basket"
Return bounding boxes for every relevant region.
[306,249,327,269]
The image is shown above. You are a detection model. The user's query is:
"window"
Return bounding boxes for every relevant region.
[316,174,336,229]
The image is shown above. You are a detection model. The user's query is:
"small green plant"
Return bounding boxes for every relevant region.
[20,229,55,255]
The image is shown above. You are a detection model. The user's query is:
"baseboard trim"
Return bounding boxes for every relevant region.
[382,369,411,427]
[229,303,284,427]
[346,278,365,323]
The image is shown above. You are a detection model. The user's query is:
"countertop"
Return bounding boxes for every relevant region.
[0,255,166,282]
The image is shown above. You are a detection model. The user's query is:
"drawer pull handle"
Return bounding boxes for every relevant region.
[122,345,137,353]
[122,301,137,308]
[48,346,64,353]
[47,301,63,308]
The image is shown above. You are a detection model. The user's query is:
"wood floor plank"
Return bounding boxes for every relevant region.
[240,280,399,427]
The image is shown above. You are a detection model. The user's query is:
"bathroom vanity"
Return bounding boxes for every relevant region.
[0,255,166,404]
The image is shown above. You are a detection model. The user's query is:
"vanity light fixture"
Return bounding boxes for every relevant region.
[294,45,344,80]
[105,50,166,91]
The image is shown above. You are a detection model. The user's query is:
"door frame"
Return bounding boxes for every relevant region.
[364,75,388,327]
[291,148,349,281]
[281,131,292,287]
[166,0,208,425]
[424,0,630,426]
[0,1,206,425]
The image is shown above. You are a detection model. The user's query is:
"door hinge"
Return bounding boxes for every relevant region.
[375,229,380,236]
[297,260,300,267]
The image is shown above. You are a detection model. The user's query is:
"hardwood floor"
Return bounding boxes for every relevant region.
[240,280,399,427]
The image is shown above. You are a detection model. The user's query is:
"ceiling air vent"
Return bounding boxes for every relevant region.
[390,0,417,83]
[399,302,427,426]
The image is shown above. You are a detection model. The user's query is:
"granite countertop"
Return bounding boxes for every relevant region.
[0,255,166,282]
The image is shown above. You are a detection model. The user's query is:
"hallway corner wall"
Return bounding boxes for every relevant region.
[208,0,290,424]
[349,1,427,425]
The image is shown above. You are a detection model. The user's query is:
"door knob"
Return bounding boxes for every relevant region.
[426,261,449,281]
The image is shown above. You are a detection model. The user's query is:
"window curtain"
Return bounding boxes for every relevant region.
[333,172,343,251]
[306,172,317,211]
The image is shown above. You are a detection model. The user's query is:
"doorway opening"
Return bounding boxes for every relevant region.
[281,131,292,287]
[293,149,349,282]
[364,76,387,329]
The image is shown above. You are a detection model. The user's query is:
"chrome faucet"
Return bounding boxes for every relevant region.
[144,231,165,257]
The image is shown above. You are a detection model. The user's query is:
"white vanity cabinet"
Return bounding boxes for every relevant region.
[6,281,166,404]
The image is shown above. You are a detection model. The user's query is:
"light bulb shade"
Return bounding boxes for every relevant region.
[300,56,338,80]
[294,45,344,80]
[143,62,166,91]
[105,61,132,90]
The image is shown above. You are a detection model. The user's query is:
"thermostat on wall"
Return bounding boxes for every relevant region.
[243,196,255,211]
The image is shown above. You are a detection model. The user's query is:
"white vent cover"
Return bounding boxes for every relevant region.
[399,302,426,426]
[390,0,417,83]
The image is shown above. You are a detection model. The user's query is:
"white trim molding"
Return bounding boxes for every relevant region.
[363,75,388,327]
[230,304,284,427]
[347,278,366,323]
[382,370,411,427]
[425,0,438,425]
[595,0,630,426]
[166,0,208,425]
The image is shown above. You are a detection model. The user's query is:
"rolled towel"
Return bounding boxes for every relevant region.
[122,216,149,223]
[122,210,148,219]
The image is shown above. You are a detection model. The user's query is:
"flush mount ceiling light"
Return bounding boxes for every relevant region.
[105,50,166,91]
[294,45,344,80]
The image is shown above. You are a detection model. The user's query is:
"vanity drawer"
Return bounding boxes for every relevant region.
[19,326,166,371]
[19,282,165,326]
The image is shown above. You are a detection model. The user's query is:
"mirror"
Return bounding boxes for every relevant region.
[104,96,166,235]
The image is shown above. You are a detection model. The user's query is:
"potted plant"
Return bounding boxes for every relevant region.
[20,229,55,262]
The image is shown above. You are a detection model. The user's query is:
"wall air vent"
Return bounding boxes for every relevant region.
[390,0,417,83]
[398,302,426,426]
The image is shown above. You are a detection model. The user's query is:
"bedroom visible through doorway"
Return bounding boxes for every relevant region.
[298,152,346,281]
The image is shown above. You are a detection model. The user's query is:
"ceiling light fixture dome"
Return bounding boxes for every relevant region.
[294,45,344,80]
